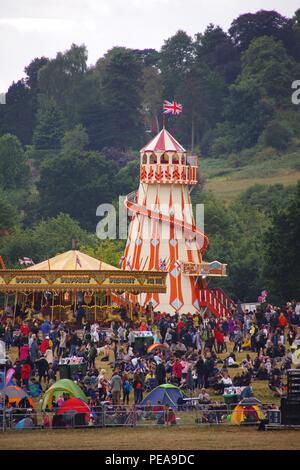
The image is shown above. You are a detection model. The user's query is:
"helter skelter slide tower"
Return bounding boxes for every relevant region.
[121,128,235,316]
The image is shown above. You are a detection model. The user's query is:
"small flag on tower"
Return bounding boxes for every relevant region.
[126,260,133,271]
[119,255,125,266]
[159,258,167,271]
[75,255,82,268]
[163,100,183,115]
[174,260,181,271]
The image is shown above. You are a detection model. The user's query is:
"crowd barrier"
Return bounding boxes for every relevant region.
[0,404,281,431]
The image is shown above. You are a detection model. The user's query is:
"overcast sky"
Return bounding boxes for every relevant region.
[1,0,299,92]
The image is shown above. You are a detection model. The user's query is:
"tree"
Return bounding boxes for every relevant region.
[33,99,65,150]
[61,124,89,153]
[0,191,19,236]
[0,57,49,145]
[176,62,226,150]
[95,47,145,149]
[133,48,160,67]
[240,36,299,103]
[261,120,292,150]
[160,30,194,98]
[195,24,240,83]
[0,134,29,189]
[37,44,88,126]
[115,159,139,196]
[24,57,49,90]
[0,80,33,145]
[38,150,118,230]
[222,78,275,151]
[264,181,300,302]
[229,10,299,59]
[238,184,296,214]
[80,239,125,267]
[142,66,163,133]
[0,213,92,267]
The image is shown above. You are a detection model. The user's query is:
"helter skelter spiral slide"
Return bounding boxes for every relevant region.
[120,128,234,316]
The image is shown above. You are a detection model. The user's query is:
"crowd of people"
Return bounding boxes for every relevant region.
[0,299,299,428]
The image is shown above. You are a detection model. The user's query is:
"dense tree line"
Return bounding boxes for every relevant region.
[0,9,299,303]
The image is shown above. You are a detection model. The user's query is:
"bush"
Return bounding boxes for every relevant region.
[261,120,292,150]
[209,136,233,159]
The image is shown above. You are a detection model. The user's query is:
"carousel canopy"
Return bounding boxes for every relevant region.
[0,250,167,294]
[26,250,118,271]
[141,129,186,153]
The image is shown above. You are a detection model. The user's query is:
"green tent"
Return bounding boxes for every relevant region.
[41,379,88,410]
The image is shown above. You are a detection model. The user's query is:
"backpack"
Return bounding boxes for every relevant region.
[124,380,132,393]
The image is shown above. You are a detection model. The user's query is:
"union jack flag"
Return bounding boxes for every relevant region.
[159,258,167,271]
[163,100,183,115]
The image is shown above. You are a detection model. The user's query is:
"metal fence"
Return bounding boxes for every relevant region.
[0,404,281,431]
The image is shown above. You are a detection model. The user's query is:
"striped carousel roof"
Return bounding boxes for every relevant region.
[26,250,118,271]
[141,129,186,153]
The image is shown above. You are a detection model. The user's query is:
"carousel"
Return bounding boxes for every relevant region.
[0,250,167,324]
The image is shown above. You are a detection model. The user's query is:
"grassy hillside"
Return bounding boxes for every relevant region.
[200,149,300,202]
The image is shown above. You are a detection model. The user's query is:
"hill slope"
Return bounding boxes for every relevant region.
[201,149,300,202]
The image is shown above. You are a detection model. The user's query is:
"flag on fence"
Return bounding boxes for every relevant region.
[163,100,183,115]
[18,257,34,266]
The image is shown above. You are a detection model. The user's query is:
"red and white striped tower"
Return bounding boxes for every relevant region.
[122,128,230,315]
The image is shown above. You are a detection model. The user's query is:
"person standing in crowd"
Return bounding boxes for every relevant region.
[58,329,67,358]
[110,368,122,405]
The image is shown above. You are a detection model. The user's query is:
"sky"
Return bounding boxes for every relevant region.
[0,0,299,92]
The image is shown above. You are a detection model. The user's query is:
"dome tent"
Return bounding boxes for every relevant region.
[140,384,187,409]
[230,397,264,425]
[41,379,88,410]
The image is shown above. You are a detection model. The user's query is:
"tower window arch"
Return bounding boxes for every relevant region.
[149,152,157,164]
[160,152,169,165]
[172,153,179,164]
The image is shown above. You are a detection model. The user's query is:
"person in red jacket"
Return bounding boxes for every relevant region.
[278,312,288,329]
[139,322,147,332]
[214,328,225,354]
[20,322,29,337]
[172,358,183,386]
[177,319,185,338]
[21,361,31,387]
[40,337,50,354]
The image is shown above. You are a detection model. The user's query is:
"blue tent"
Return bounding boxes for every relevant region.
[140,384,187,408]
[16,418,34,429]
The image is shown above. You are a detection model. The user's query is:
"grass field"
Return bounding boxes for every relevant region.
[200,151,300,202]
[1,426,299,450]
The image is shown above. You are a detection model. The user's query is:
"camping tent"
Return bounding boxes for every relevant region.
[140,384,187,408]
[0,385,35,408]
[56,398,90,416]
[41,379,88,410]
[16,418,34,429]
[230,397,264,425]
